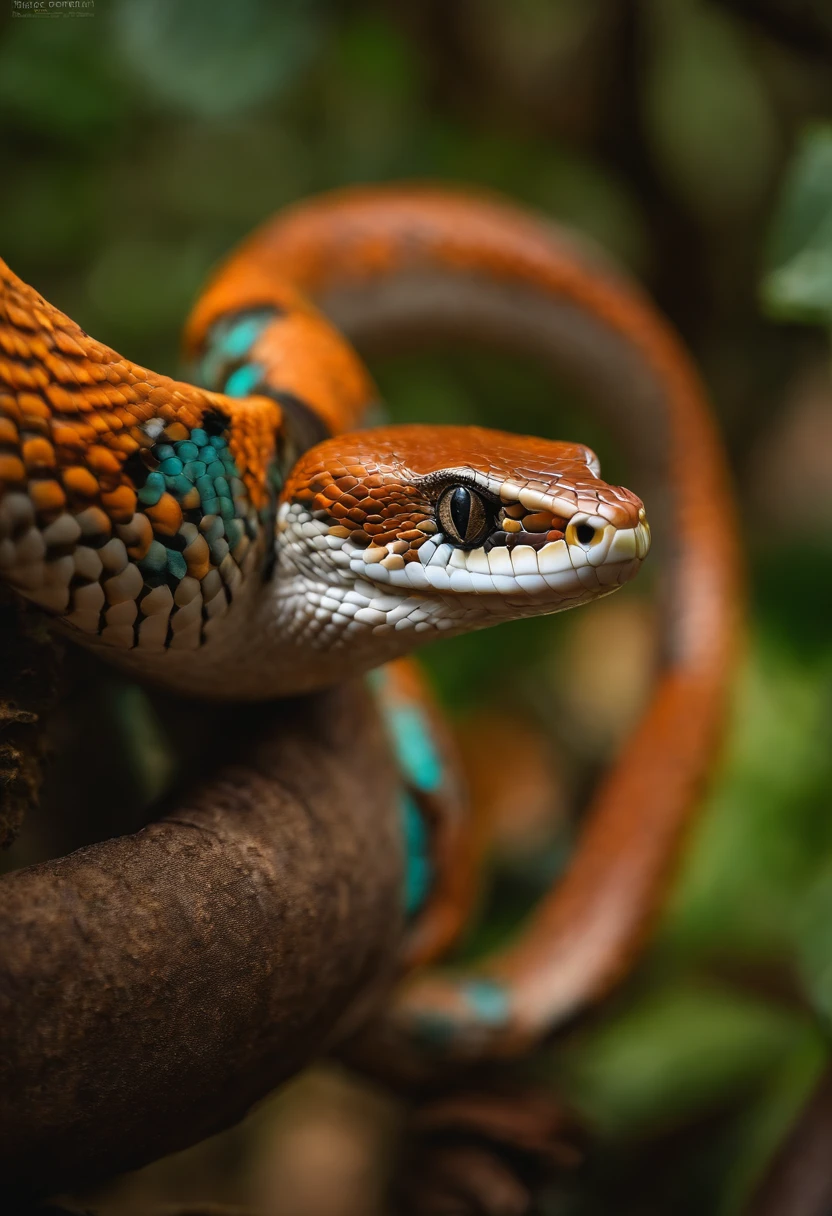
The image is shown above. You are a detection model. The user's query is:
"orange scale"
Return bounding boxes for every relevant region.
[52,423,90,448]
[13,333,33,360]
[87,445,122,475]
[163,421,189,442]
[63,465,100,498]
[82,359,105,382]
[114,432,140,456]
[0,398,21,428]
[0,417,19,445]
[145,493,183,536]
[17,392,50,421]
[101,484,137,522]
[22,436,56,469]
[47,381,81,411]
[10,364,37,390]
[6,304,36,332]
[66,363,95,387]
[0,454,25,483]
[43,354,74,381]
[53,330,86,358]
[184,535,210,580]
[30,479,66,513]
[32,310,54,332]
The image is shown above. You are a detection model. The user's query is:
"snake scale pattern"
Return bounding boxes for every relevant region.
[0,187,741,1054]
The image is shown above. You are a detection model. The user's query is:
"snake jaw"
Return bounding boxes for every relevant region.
[274,424,650,665]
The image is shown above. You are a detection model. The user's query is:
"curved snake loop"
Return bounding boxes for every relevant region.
[0,186,742,1064]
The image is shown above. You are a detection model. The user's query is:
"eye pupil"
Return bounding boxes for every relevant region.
[449,486,471,537]
[437,484,490,547]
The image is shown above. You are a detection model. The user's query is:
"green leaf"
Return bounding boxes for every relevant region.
[556,982,805,1136]
[762,126,832,325]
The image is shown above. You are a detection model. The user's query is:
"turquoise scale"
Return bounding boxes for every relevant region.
[368,668,442,921]
[133,308,288,596]
[135,423,258,590]
[194,309,276,394]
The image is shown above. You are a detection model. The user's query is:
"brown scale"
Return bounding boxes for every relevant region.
[488,503,569,553]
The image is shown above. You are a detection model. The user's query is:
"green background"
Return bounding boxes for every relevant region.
[2,1,832,1211]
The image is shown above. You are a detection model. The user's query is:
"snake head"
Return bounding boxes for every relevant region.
[277,424,650,673]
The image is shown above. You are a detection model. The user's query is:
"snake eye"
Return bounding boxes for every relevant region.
[437,485,491,547]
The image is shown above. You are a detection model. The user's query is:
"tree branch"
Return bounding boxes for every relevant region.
[0,681,404,1201]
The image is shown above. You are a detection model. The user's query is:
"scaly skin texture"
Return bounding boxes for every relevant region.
[0,186,741,1064]
[0,258,645,698]
[0,262,286,663]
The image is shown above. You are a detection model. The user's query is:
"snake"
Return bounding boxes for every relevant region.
[0,186,741,1058]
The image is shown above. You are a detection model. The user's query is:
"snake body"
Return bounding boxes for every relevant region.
[0,187,741,1054]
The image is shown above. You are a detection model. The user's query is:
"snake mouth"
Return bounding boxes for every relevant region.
[336,506,650,610]
[410,513,651,599]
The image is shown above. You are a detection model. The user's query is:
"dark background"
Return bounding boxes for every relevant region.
[2,1,832,1212]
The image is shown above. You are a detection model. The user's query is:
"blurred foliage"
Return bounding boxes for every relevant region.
[2,0,832,1213]
[762,125,832,325]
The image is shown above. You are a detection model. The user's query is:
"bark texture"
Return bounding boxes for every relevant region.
[0,681,404,1201]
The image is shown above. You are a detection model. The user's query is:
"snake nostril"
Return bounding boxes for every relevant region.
[575,523,596,546]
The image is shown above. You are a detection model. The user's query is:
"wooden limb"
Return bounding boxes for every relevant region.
[0,682,403,1202]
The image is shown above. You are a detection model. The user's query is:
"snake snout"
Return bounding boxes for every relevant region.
[563,501,651,574]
